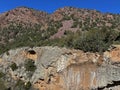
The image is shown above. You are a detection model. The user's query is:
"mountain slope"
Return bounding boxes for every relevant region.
[0,6,120,54]
[0,7,49,28]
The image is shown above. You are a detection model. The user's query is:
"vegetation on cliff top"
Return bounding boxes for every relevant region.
[0,23,119,54]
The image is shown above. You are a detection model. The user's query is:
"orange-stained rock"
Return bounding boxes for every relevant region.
[71,50,100,64]
[0,58,3,63]
[59,62,98,90]
[104,46,120,62]
[23,50,37,60]
[33,74,64,90]
[26,53,37,60]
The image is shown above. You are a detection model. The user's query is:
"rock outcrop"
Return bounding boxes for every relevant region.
[0,46,120,90]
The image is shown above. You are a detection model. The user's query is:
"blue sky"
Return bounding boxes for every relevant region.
[0,0,120,14]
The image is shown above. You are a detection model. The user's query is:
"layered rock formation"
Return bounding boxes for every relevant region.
[0,46,120,90]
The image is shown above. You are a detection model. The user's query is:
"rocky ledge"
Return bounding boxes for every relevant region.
[0,46,120,90]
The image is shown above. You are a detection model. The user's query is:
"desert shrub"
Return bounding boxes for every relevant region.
[71,21,78,28]
[25,81,31,90]
[74,29,119,52]
[10,62,18,71]
[0,71,5,78]
[14,80,25,90]
[14,80,31,90]
[63,15,71,20]
[24,59,36,72]
[0,80,6,90]
[0,71,6,90]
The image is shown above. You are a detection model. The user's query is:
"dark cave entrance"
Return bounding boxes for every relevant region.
[28,50,36,55]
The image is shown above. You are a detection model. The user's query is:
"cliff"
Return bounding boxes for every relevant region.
[0,46,120,90]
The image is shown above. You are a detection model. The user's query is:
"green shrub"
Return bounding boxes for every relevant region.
[0,71,5,78]
[15,79,25,90]
[0,80,6,90]
[24,59,36,72]
[14,80,31,90]
[25,81,31,90]
[63,15,71,20]
[71,21,78,28]
[74,29,119,52]
[10,62,18,71]
[0,71,7,90]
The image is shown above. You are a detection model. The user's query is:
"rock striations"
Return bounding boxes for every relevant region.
[0,46,120,90]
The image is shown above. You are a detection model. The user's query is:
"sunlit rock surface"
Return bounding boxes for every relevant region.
[0,46,120,90]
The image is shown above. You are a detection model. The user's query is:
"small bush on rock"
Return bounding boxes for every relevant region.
[10,62,18,71]
[24,59,36,72]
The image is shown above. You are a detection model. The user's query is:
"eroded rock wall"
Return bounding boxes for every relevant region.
[0,46,120,90]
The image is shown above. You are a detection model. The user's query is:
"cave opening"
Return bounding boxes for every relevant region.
[28,50,36,55]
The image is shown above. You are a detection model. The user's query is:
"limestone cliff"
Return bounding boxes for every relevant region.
[0,46,120,90]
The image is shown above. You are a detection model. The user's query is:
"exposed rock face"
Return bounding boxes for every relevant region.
[0,46,120,90]
[104,45,120,62]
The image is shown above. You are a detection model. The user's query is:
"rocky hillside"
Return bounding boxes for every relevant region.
[1,7,120,31]
[0,7,120,54]
[0,7,49,28]
[50,7,120,38]
[0,46,120,90]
